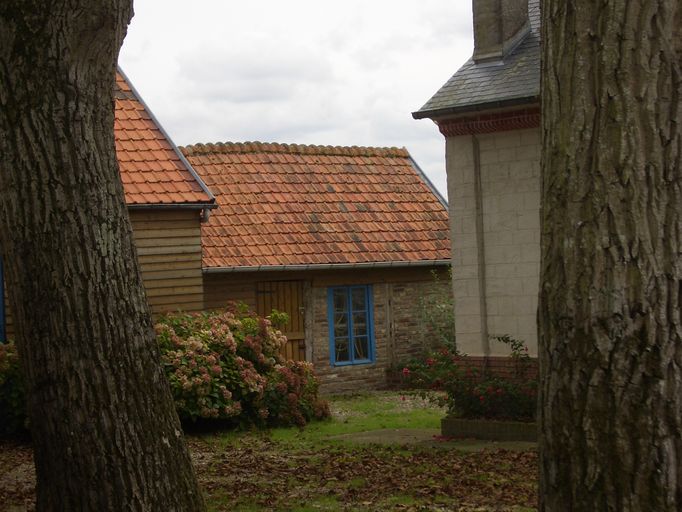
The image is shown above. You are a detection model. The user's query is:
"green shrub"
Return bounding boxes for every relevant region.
[0,342,27,437]
[416,268,456,353]
[403,336,537,422]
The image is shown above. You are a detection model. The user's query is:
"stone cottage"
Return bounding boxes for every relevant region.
[181,141,451,392]
[413,0,541,359]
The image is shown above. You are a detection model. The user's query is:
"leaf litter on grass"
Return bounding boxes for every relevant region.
[0,434,536,511]
[0,440,35,512]
[192,435,537,511]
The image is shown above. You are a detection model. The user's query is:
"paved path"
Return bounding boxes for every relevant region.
[330,428,536,451]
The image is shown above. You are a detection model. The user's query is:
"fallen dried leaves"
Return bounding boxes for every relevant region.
[190,436,537,510]
[0,440,35,511]
[0,435,537,511]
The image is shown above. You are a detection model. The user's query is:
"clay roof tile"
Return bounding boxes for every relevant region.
[182,141,449,268]
[114,70,213,207]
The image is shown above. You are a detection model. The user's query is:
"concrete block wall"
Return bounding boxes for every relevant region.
[446,135,487,356]
[479,128,541,353]
[446,127,541,357]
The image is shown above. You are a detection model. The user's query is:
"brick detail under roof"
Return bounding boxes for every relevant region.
[181,141,451,268]
[438,108,540,136]
[115,72,213,206]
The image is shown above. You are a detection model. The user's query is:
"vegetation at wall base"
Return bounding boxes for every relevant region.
[401,335,537,422]
[416,267,456,353]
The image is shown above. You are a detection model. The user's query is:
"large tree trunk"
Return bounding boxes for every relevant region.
[539,0,682,510]
[0,2,204,510]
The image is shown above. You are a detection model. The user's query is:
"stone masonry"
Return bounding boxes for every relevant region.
[309,276,452,394]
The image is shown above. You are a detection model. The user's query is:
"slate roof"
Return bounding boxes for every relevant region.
[115,71,215,207]
[181,142,451,269]
[413,0,540,119]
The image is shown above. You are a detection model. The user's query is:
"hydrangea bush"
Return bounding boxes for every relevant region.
[402,335,537,422]
[0,305,330,437]
[264,361,330,427]
[156,305,329,427]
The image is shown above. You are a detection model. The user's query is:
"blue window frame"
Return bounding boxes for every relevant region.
[327,285,375,366]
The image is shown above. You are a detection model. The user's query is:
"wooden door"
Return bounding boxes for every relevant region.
[256,280,306,361]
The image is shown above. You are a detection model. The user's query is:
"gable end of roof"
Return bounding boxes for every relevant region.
[115,68,216,208]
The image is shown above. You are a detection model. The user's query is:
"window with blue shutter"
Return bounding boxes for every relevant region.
[327,285,375,366]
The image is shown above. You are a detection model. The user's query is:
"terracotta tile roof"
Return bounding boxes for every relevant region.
[181,142,450,268]
[114,71,214,207]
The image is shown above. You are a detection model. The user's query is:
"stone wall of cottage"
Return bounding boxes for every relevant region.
[309,275,452,394]
[447,126,541,357]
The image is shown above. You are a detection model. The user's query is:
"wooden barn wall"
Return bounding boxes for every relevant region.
[2,208,204,340]
[129,209,204,316]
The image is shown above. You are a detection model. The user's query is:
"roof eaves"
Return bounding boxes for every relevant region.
[412,95,539,121]
[203,260,452,274]
[127,203,217,210]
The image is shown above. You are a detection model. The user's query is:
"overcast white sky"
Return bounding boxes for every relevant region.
[118,0,475,198]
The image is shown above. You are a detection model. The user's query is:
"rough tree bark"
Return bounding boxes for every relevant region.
[539,0,682,510]
[0,2,204,510]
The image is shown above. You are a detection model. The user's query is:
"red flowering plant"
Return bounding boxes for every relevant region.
[262,360,330,427]
[402,336,537,422]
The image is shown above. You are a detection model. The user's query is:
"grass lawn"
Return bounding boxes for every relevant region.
[0,392,538,511]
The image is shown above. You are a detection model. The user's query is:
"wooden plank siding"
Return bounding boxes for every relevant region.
[1,209,204,339]
[129,209,205,315]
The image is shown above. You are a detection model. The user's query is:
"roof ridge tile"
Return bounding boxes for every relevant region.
[180,140,410,159]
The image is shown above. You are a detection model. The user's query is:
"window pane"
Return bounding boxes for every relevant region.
[354,336,369,360]
[335,337,350,362]
[351,287,366,312]
[334,313,348,338]
[333,289,348,313]
[353,312,367,337]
